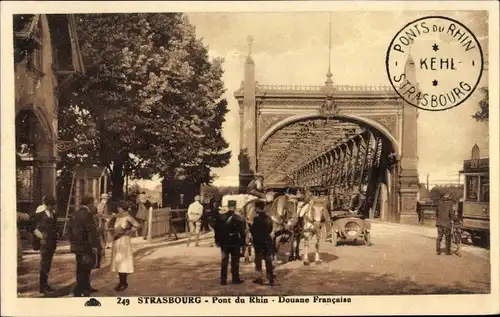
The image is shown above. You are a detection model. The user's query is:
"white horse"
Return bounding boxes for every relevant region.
[297,196,331,265]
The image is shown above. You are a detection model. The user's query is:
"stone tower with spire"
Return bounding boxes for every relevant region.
[398,51,420,224]
[238,36,257,192]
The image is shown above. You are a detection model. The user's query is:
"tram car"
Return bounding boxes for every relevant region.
[459,145,490,247]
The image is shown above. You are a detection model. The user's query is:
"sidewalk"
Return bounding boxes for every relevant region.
[369,220,490,260]
[18,231,215,297]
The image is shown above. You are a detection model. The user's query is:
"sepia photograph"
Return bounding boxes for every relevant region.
[1,1,498,316]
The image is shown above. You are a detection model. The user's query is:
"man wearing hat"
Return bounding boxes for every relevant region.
[33,196,58,294]
[135,192,150,239]
[436,194,454,255]
[215,200,245,285]
[247,173,266,199]
[250,200,275,286]
[187,195,204,247]
[68,194,100,296]
[97,193,113,249]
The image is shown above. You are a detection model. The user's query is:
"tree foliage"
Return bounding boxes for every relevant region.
[473,87,488,122]
[57,13,230,200]
[429,185,464,203]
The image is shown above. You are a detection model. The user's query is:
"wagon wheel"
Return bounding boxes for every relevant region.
[363,231,372,246]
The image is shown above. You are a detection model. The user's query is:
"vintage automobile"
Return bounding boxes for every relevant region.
[329,211,371,246]
[319,187,371,246]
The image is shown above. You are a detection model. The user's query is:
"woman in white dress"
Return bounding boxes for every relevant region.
[111,201,141,291]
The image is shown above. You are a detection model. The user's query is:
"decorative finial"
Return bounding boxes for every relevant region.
[247,35,254,56]
[325,12,333,86]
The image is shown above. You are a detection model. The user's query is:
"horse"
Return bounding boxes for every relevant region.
[218,192,299,264]
[296,196,331,265]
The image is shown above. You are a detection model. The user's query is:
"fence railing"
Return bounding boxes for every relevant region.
[147,208,188,241]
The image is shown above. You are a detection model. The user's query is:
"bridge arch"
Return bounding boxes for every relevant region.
[258,113,400,157]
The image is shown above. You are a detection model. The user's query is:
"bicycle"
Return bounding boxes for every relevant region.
[450,219,463,256]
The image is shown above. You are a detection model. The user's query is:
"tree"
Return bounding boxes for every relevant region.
[473,87,488,122]
[429,185,464,204]
[59,13,230,199]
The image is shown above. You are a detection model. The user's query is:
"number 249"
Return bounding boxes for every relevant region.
[117,297,130,306]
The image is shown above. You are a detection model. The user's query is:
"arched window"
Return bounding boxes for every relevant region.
[16,111,42,208]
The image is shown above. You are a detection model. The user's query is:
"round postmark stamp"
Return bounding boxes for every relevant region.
[386,16,484,111]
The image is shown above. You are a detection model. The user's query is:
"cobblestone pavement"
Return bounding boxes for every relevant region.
[80,222,490,297]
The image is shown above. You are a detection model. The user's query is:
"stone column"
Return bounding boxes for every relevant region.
[38,160,56,199]
[398,53,419,224]
[239,37,257,192]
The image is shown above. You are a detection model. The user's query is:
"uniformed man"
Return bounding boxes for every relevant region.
[247,173,266,199]
[33,196,58,294]
[250,200,275,286]
[436,194,454,255]
[215,200,245,285]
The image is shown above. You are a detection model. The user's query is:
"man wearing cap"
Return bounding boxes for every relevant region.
[68,195,100,296]
[215,200,245,285]
[435,194,454,255]
[33,196,58,294]
[187,195,204,247]
[250,200,275,286]
[247,173,266,199]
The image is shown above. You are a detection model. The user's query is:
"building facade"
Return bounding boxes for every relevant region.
[14,14,84,213]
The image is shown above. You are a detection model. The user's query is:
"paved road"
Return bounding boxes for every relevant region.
[84,222,490,296]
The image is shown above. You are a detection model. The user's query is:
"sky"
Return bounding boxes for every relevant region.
[142,10,489,189]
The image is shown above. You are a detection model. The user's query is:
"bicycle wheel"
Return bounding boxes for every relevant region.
[450,228,461,254]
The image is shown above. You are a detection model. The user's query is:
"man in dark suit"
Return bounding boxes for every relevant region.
[33,196,58,294]
[436,194,454,255]
[215,200,245,285]
[250,200,275,286]
[68,194,100,296]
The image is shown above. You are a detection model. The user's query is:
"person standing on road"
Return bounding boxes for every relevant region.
[250,200,275,286]
[436,194,454,255]
[68,195,101,297]
[416,201,423,224]
[33,196,58,295]
[187,195,204,247]
[97,193,114,249]
[215,200,245,285]
[111,201,141,291]
[135,192,150,240]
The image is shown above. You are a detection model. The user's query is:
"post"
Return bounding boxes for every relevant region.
[147,206,153,243]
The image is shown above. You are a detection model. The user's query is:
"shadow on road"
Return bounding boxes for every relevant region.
[91,256,490,297]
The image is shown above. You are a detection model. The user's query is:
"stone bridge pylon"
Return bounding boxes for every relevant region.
[234,36,420,224]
